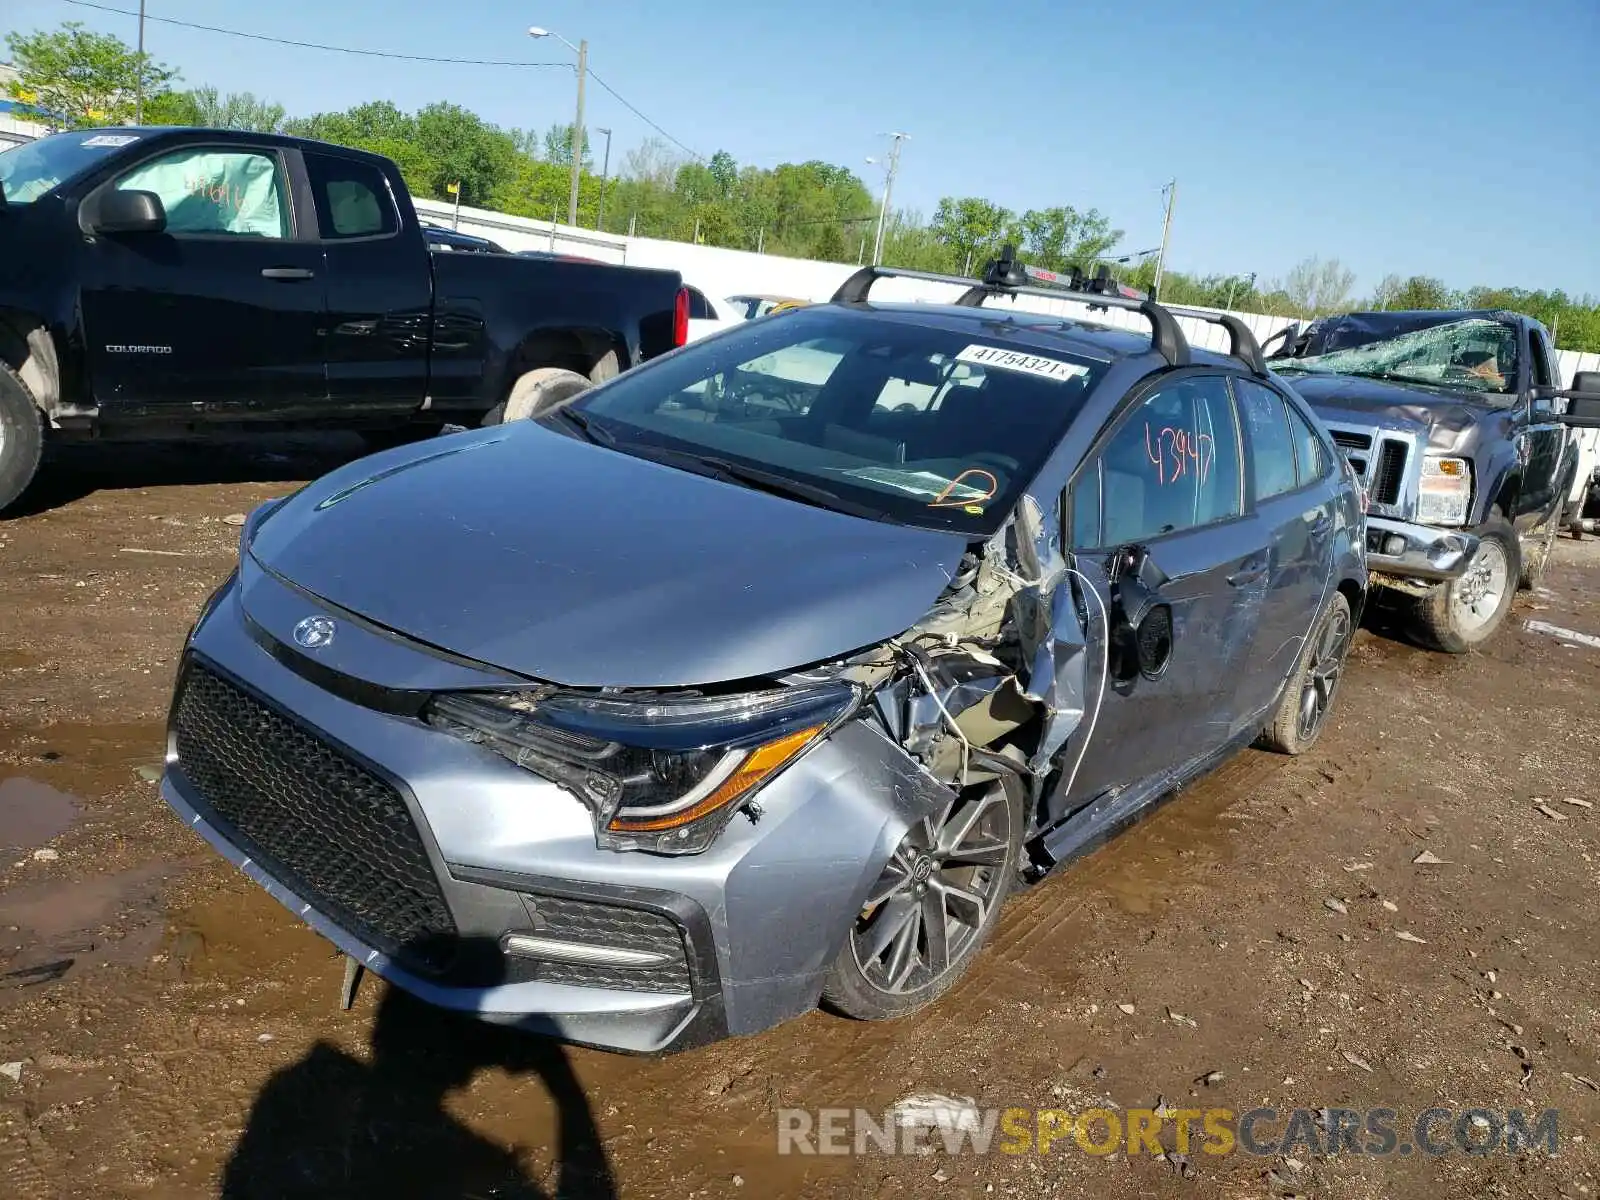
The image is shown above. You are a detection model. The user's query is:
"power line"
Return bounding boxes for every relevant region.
[584,67,701,162]
[59,0,571,67]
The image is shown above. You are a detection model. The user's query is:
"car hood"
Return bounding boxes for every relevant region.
[1283,371,1507,454]
[246,425,967,688]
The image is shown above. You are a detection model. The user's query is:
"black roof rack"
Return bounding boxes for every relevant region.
[831,245,1192,369]
[1161,306,1268,376]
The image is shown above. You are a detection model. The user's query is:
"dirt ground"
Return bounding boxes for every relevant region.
[1,437,1598,1200]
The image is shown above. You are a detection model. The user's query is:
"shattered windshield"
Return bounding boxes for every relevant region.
[570,307,1109,534]
[1275,317,1519,397]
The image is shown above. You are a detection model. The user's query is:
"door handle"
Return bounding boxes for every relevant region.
[1227,561,1267,587]
[261,267,315,280]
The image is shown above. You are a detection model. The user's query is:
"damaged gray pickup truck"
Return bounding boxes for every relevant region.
[159,253,1368,1052]
[1266,310,1595,651]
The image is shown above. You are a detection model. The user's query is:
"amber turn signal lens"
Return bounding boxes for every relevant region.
[606,724,823,833]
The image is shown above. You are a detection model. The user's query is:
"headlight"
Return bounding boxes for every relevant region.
[426,683,859,854]
[1417,456,1471,526]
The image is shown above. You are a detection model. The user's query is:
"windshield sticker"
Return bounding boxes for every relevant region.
[1145,423,1215,486]
[838,465,995,508]
[81,134,140,148]
[954,344,1089,383]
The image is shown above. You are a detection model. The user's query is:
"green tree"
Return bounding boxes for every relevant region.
[1015,205,1122,272]
[414,102,519,204]
[146,86,285,132]
[541,122,593,170]
[4,21,177,128]
[707,150,737,200]
[931,197,1015,274]
[1271,256,1357,317]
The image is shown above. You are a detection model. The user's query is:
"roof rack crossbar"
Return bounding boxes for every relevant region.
[829,246,1191,369]
[1163,306,1268,375]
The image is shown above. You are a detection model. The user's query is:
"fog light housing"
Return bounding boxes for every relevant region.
[1382,534,1406,556]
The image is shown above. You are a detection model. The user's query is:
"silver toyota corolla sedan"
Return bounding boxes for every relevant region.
[161,255,1366,1053]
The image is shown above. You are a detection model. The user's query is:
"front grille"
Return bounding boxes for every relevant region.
[1370,440,1408,505]
[173,659,458,973]
[508,893,693,994]
[1330,430,1373,451]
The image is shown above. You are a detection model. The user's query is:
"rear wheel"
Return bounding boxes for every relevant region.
[480,367,593,426]
[1413,517,1518,652]
[1259,591,1353,755]
[0,363,44,515]
[821,778,1022,1021]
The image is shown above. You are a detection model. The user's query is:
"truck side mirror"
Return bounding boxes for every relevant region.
[90,189,167,235]
[1560,393,1600,429]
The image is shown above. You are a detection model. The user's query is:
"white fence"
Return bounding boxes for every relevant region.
[415,196,1599,387]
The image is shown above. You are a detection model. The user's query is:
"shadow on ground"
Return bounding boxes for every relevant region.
[3,434,370,519]
[220,941,616,1200]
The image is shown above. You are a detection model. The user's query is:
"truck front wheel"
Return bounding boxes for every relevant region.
[0,363,44,515]
[1413,516,1519,653]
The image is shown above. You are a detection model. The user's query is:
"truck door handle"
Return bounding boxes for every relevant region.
[261,267,315,281]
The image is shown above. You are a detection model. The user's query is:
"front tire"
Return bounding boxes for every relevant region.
[0,363,44,515]
[1413,516,1519,652]
[1259,590,1353,755]
[821,777,1023,1022]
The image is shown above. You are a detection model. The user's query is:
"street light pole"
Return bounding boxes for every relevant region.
[595,126,613,231]
[134,0,147,125]
[528,26,587,227]
[868,132,908,266]
[1152,178,1177,302]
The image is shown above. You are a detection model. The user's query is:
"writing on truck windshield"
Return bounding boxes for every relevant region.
[1277,317,1519,396]
[569,308,1109,534]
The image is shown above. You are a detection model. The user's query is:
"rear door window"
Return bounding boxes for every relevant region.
[1234,379,1298,500]
[304,152,398,239]
[1286,404,1330,486]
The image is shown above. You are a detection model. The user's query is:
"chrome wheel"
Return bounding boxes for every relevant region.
[1450,538,1510,634]
[851,782,1014,996]
[1298,604,1352,739]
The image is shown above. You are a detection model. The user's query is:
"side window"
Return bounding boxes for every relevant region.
[1069,375,1242,547]
[1234,379,1298,500]
[304,152,397,239]
[115,148,288,238]
[1286,404,1330,485]
[685,288,716,320]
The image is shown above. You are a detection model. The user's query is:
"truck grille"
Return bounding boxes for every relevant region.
[1329,427,1409,506]
[172,659,458,973]
[508,893,693,994]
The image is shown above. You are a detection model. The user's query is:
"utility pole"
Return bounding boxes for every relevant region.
[757,227,765,254]
[594,127,613,231]
[1152,179,1177,302]
[569,39,587,227]
[869,132,908,266]
[134,0,147,125]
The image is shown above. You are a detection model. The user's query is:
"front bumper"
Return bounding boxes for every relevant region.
[1363,515,1479,582]
[159,567,951,1053]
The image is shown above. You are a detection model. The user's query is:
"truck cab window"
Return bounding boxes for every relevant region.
[304,153,398,239]
[115,148,288,238]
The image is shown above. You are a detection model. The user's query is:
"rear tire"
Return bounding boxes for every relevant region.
[1413,516,1519,653]
[480,367,593,426]
[821,777,1023,1022]
[1259,591,1353,755]
[0,363,44,516]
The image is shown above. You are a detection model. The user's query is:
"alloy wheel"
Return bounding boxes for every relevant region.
[850,782,1013,996]
[1298,604,1352,738]
[1450,539,1510,634]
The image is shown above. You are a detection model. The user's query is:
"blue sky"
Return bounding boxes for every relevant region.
[5,0,1597,296]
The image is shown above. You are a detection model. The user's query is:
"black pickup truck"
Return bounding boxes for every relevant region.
[1267,310,1600,650]
[0,127,688,511]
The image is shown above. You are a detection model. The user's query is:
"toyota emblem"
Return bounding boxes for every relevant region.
[293,615,337,649]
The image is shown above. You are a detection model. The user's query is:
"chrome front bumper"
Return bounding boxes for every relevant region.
[1364,516,1479,582]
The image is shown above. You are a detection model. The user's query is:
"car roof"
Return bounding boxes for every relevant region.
[838,301,1239,369]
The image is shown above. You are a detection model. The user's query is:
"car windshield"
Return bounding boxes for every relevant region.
[568,307,1108,535]
[0,130,142,204]
[1276,317,1519,397]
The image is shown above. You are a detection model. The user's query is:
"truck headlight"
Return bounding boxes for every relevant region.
[1417,456,1471,526]
[426,683,859,854]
